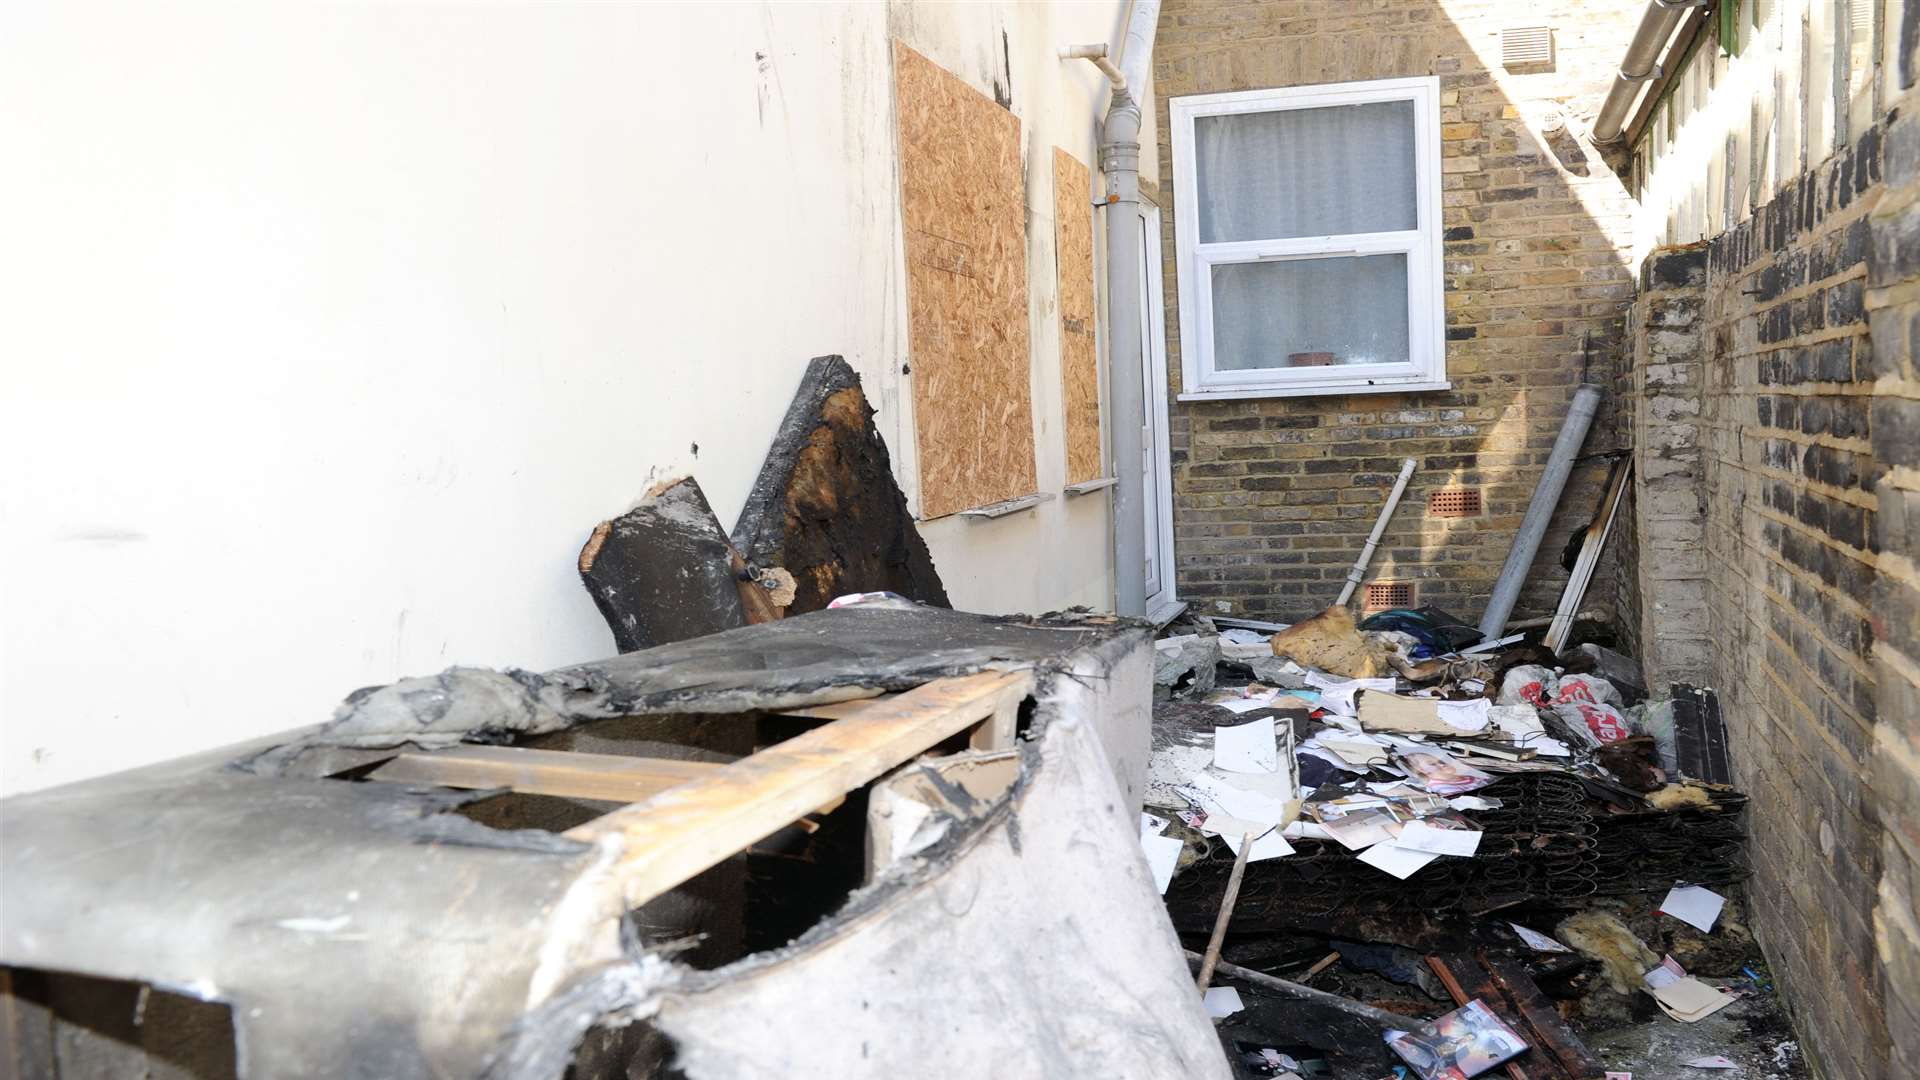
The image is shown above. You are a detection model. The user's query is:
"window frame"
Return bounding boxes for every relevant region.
[1170,76,1449,400]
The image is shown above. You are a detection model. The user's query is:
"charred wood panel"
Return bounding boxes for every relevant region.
[733,356,949,615]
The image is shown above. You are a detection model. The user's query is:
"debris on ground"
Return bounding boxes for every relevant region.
[1150,604,1805,1078]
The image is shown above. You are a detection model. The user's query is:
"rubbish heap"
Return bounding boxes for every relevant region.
[1148,603,1783,1080]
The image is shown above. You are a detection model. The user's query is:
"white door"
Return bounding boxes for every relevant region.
[1137,204,1181,623]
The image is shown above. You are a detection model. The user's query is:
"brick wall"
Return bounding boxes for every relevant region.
[1153,0,1640,623]
[1625,245,1713,689]
[1653,109,1910,1077]
[1864,103,1920,1080]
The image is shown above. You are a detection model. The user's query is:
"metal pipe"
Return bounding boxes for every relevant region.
[1067,0,1160,616]
[1058,44,1124,91]
[1592,0,1704,143]
[1478,384,1602,639]
[1335,457,1417,608]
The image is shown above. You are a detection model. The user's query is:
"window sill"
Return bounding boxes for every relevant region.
[1177,379,1452,402]
[1063,477,1118,497]
[957,492,1053,520]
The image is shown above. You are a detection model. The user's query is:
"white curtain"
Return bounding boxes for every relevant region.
[1196,99,1417,369]
[1211,253,1410,369]
[1195,99,1417,242]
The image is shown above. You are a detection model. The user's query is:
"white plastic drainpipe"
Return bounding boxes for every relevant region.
[1058,44,1124,91]
[1064,0,1161,617]
[1336,458,1417,609]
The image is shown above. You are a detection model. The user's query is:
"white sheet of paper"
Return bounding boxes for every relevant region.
[1198,813,1270,839]
[1215,717,1279,773]
[1660,884,1727,933]
[1685,1056,1739,1069]
[1217,694,1279,715]
[1642,955,1687,990]
[1305,673,1396,716]
[1139,832,1184,895]
[1220,829,1296,861]
[1221,628,1271,645]
[1140,812,1169,836]
[1177,780,1289,831]
[1357,841,1442,879]
[1450,796,1503,810]
[1187,762,1298,822]
[1490,704,1572,756]
[1202,985,1244,1018]
[1511,923,1572,953]
[1643,968,1682,990]
[1396,820,1483,856]
[1282,820,1333,841]
[1438,698,1492,731]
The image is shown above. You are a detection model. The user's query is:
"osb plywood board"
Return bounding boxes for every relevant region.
[1052,147,1101,485]
[894,41,1035,519]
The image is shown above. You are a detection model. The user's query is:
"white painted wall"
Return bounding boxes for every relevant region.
[0,1,1156,795]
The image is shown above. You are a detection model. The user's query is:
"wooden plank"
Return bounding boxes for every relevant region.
[1053,146,1102,485]
[568,669,1034,908]
[779,691,900,721]
[370,745,724,804]
[1544,459,1630,651]
[894,41,1036,518]
[1425,955,1533,1080]
[1482,954,1606,1079]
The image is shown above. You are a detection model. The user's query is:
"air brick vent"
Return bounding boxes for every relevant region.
[1364,581,1415,612]
[1429,487,1484,518]
[1501,25,1553,69]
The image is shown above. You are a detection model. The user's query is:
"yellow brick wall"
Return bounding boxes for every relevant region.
[1153,0,1640,623]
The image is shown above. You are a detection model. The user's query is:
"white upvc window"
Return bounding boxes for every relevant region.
[1170,76,1448,400]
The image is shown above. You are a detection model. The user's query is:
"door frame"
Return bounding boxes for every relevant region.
[1136,199,1183,625]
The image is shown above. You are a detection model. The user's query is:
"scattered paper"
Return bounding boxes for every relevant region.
[1438,698,1492,731]
[1215,717,1280,773]
[1319,733,1391,767]
[1686,1056,1739,1069]
[1652,976,1736,1022]
[1357,841,1442,879]
[1490,704,1572,757]
[1202,985,1244,1019]
[1449,795,1503,810]
[1140,812,1169,835]
[1139,832,1184,894]
[1219,828,1296,862]
[1216,694,1280,715]
[1395,819,1483,856]
[1305,673,1396,716]
[1176,772,1294,832]
[1660,884,1726,933]
[1221,628,1271,645]
[1299,745,1362,774]
[1281,819,1333,841]
[1642,954,1688,990]
[1510,923,1572,953]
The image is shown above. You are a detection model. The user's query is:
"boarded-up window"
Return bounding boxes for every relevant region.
[1053,148,1101,485]
[894,41,1036,518]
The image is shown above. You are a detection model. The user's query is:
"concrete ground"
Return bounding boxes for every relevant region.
[1582,979,1808,1079]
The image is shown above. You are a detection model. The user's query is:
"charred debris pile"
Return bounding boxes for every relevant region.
[1146,603,1797,1079]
